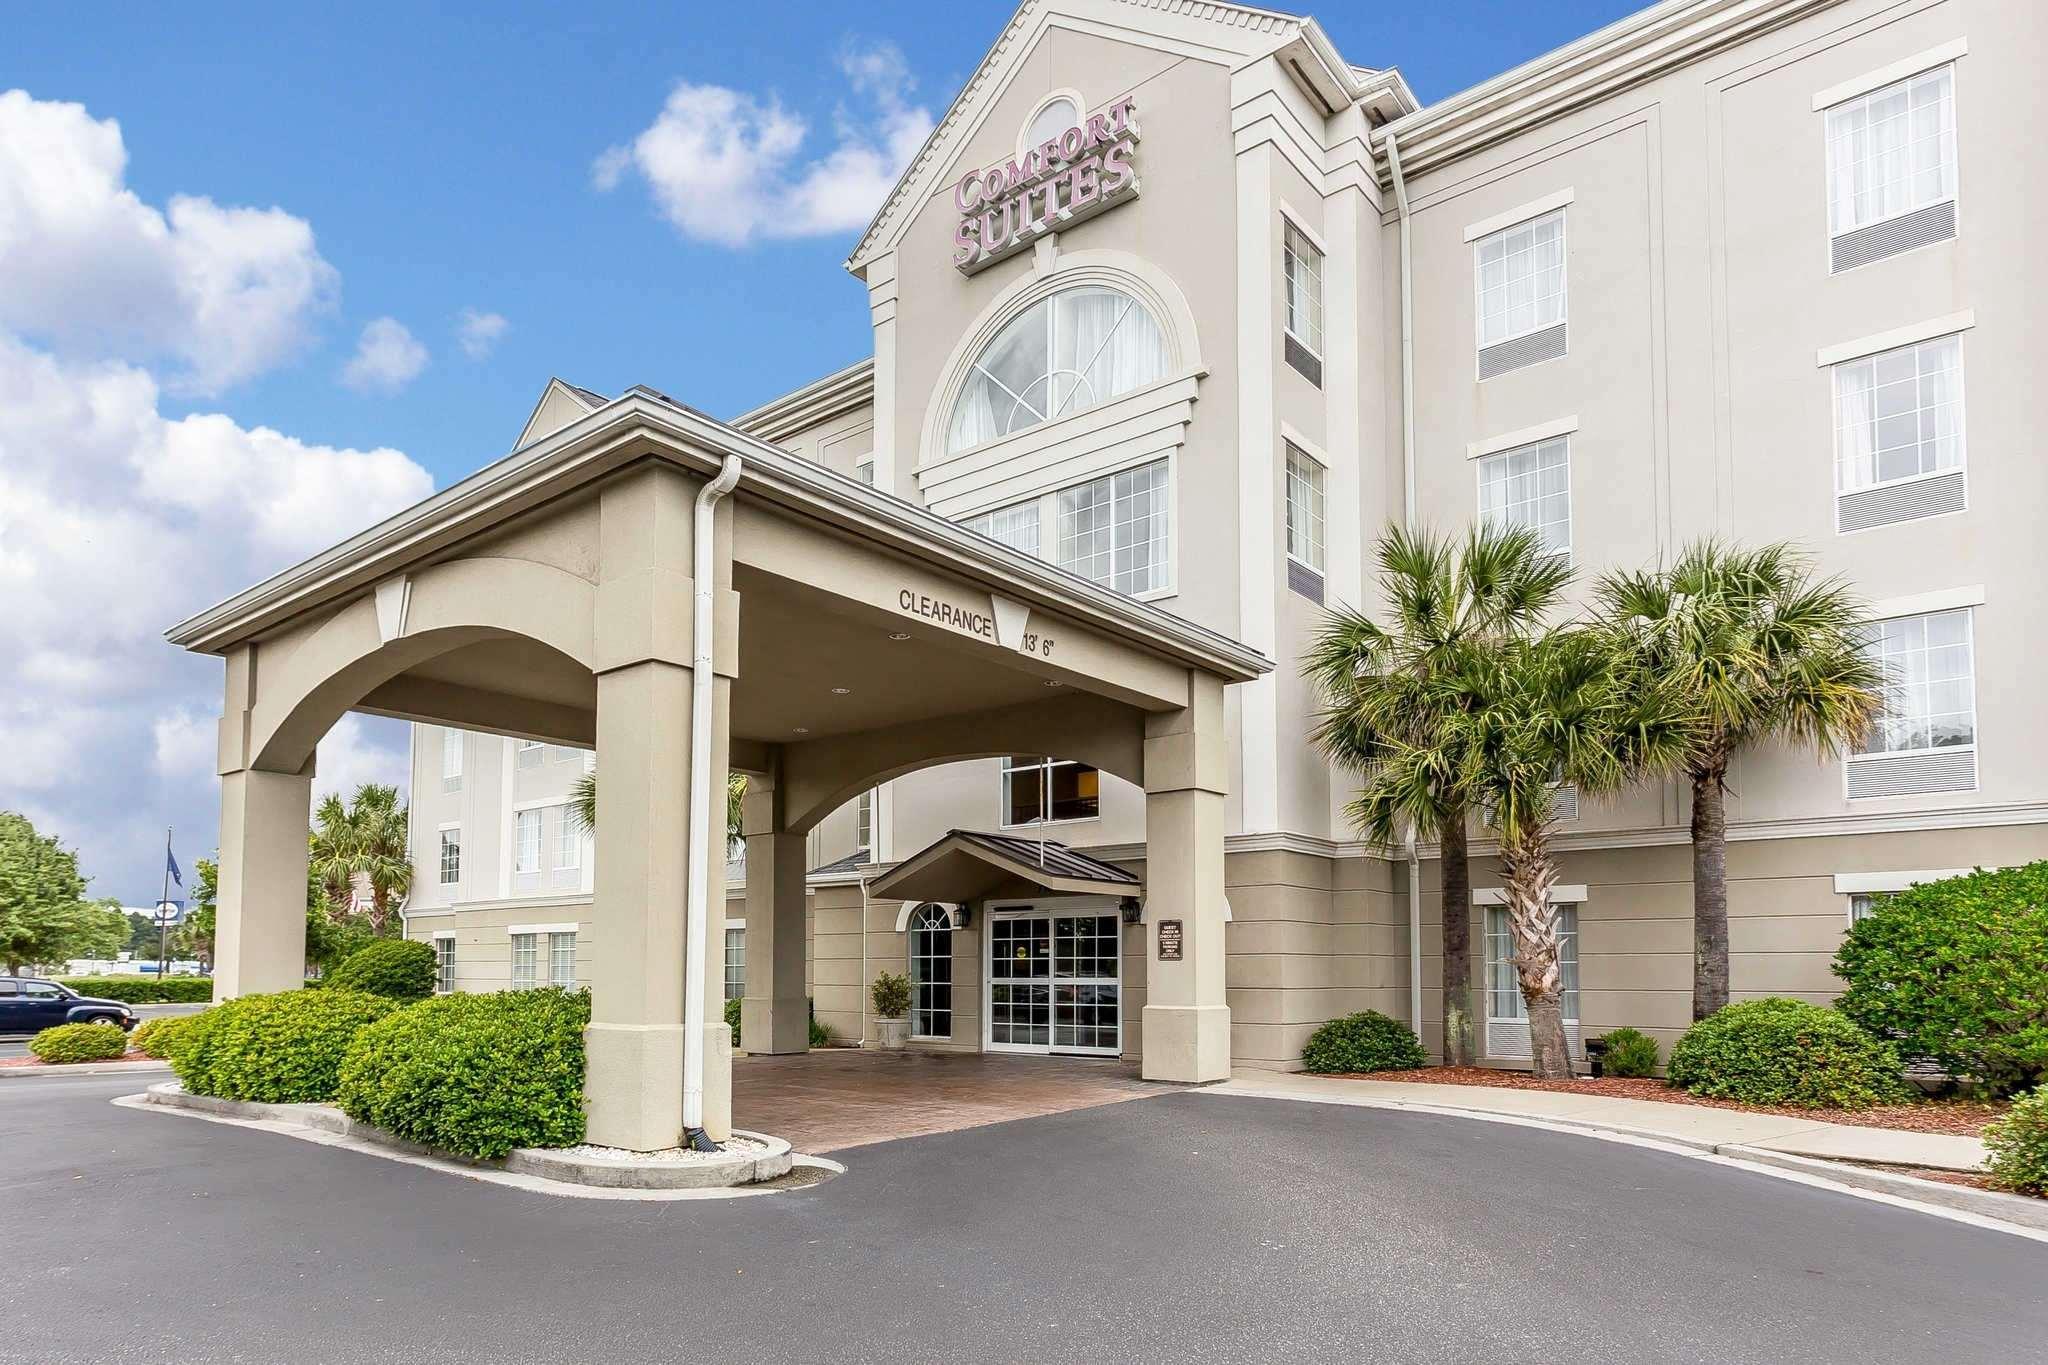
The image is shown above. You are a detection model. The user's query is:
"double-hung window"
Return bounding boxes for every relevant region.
[438,827,462,887]
[1485,903,1579,1062]
[548,932,577,988]
[723,927,746,1003]
[1831,334,1966,531]
[1474,209,1567,378]
[511,932,538,988]
[514,808,544,877]
[440,729,463,792]
[1824,65,1957,272]
[1002,756,1100,827]
[854,791,874,857]
[554,809,582,877]
[433,935,456,994]
[1281,219,1324,386]
[1284,443,1326,602]
[1477,437,1571,560]
[966,457,1171,598]
[1849,607,1977,797]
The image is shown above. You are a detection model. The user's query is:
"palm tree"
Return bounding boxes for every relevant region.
[571,769,748,856]
[1595,543,1881,1020]
[1367,629,1695,1076]
[307,783,412,934]
[1306,523,1572,1065]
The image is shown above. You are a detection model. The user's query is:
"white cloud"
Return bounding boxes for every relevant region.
[340,316,428,393]
[457,308,508,359]
[595,41,933,246]
[0,89,336,395]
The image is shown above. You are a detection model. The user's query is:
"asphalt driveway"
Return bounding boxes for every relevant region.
[2,1071,2043,1364]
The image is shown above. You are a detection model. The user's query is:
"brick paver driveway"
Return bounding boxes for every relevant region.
[733,1047,1163,1152]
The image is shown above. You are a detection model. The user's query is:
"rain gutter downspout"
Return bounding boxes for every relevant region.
[684,453,744,1152]
[1385,128,1424,1039]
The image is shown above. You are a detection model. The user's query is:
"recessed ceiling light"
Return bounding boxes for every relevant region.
[792,726,810,734]
[1044,679,1064,687]
[888,632,912,641]
[830,686,852,695]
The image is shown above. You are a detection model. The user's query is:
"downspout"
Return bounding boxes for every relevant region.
[683,453,744,1151]
[1385,128,1424,1039]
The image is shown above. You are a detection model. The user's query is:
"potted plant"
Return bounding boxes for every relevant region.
[872,971,911,1050]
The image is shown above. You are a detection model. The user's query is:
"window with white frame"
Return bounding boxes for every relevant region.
[554,808,581,874]
[855,457,876,486]
[946,286,1169,453]
[1856,608,1976,757]
[438,828,461,886]
[1002,756,1099,826]
[515,808,544,875]
[1486,905,1579,1022]
[548,932,576,988]
[1282,219,1324,357]
[516,740,544,769]
[511,932,538,988]
[1825,66,1956,239]
[441,729,463,792]
[854,790,874,857]
[433,935,456,993]
[1284,443,1326,572]
[723,927,746,1003]
[1478,437,1571,558]
[966,458,1171,597]
[1474,209,1567,351]
[1848,893,1880,924]
[1833,334,1964,492]
[909,905,953,1039]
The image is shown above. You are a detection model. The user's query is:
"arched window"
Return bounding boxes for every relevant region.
[909,903,954,1039]
[1024,95,1080,152]
[946,286,1168,453]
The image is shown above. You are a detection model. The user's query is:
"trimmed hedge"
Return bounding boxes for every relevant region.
[338,988,589,1160]
[1984,1089,2048,1197]
[56,976,212,1004]
[172,989,398,1103]
[1667,998,1907,1109]
[326,938,438,1003]
[1302,1010,1428,1074]
[131,1014,196,1060]
[1597,1027,1661,1079]
[30,1021,129,1064]
[1834,862,2048,1097]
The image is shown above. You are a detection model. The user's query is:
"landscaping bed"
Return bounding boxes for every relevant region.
[1857,1162,2047,1202]
[1357,1066,2008,1136]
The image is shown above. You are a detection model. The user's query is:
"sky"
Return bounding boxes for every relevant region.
[0,0,1643,904]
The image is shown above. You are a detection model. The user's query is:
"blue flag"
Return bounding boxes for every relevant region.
[167,842,182,888]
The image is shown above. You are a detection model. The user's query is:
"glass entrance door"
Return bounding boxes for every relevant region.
[987,907,1121,1056]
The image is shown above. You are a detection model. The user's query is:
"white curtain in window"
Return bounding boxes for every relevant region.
[948,287,1166,453]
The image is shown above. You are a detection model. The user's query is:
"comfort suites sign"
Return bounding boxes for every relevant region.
[952,97,1139,274]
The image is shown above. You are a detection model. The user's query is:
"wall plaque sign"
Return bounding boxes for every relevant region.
[1157,918,1183,962]
[952,97,1140,274]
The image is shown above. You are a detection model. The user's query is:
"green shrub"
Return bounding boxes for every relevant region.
[725,996,743,1047]
[325,938,439,1002]
[809,998,830,1048]
[1597,1027,1661,1078]
[1834,862,2048,1098]
[29,1021,129,1064]
[55,976,212,1004]
[1667,998,1907,1109]
[338,988,589,1160]
[1984,1089,2048,1196]
[131,1015,179,1059]
[871,971,910,1019]
[1302,1010,1428,1074]
[172,989,397,1102]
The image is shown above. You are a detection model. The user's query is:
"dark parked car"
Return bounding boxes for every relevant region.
[0,978,136,1035]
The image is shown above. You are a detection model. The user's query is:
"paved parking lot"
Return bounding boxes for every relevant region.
[4,1070,2045,1364]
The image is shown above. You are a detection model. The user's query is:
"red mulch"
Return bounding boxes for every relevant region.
[1353,1066,2008,1137]
[1860,1162,2046,1201]
[0,1050,156,1070]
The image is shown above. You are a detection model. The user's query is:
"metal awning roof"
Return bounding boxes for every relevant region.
[866,829,1140,904]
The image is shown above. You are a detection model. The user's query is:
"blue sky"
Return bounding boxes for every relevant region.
[2,0,1641,903]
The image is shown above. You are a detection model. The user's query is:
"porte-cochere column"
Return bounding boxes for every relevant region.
[741,772,811,1055]
[1140,673,1231,1083]
[212,646,314,1001]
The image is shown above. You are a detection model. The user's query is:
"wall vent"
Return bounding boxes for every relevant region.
[1837,470,1966,533]
[1284,334,1323,388]
[1831,201,1956,273]
[1478,322,1568,380]
[1846,748,1976,799]
[1286,558,1324,605]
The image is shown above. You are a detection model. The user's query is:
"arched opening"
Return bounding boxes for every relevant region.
[945,284,1169,452]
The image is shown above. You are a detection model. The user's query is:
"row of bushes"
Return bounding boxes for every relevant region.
[55,975,213,1004]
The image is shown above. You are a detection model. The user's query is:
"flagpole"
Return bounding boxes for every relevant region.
[157,826,173,980]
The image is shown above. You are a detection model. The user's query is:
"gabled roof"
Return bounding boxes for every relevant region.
[513,377,607,452]
[729,358,875,445]
[866,828,1140,903]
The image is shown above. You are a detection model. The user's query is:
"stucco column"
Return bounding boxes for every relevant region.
[585,467,735,1151]
[212,763,314,1000]
[1140,674,1231,1082]
[741,773,810,1054]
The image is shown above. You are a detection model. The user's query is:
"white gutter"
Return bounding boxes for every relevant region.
[1385,128,1424,1038]
[683,453,744,1150]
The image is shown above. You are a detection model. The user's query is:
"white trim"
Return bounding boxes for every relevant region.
[1468,414,1580,461]
[1277,199,1328,256]
[506,922,579,937]
[429,929,456,941]
[1869,584,1984,619]
[1016,88,1087,159]
[1811,37,1968,112]
[1463,186,1575,242]
[892,900,967,934]
[1832,869,1976,895]
[511,795,572,812]
[1474,885,1587,905]
[1816,311,1975,368]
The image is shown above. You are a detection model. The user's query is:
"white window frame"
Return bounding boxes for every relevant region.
[516,739,544,770]
[944,286,1171,456]
[854,790,874,856]
[1281,214,1325,360]
[908,903,955,1041]
[1483,902,1580,1025]
[437,824,462,888]
[514,807,544,876]
[553,807,582,873]
[548,931,577,988]
[1821,62,1960,243]
[1830,332,1966,497]
[510,931,538,988]
[440,729,463,793]
[1850,605,1978,764]
[1476,436,1572,561]
[999,756,1101,830]
[431,931,456,994]
[1284,442,1326,573]
[1471,207,1568,353]
[963,456,1174,601]
[723,923,746,1004]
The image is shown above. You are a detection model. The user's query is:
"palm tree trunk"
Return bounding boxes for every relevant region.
[1499,829,1573,1079]
[1690,759,1730,1021]
[1439,811,1475,1066]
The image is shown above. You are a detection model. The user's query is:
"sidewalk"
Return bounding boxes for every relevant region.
[1209,1069,1988,1172]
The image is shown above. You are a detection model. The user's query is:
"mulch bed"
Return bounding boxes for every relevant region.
[1352,1066,2008,1137]
[0,1051,158,1070]
[1859,1162,2045,1201]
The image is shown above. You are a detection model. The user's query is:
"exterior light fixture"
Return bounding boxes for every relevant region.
[1044,679,1064,687]
[792,727,810,735]
[888,632,912,641]
[830,686,852,695]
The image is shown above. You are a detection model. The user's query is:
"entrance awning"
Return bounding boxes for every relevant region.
[867,829,1140,904]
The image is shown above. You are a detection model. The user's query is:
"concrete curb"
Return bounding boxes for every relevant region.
[0,1059,173,1080]
[140,1082,796,1191]
[1722,1145,2048,1234]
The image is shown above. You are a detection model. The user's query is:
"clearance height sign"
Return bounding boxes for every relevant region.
[952,98,1139,274]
